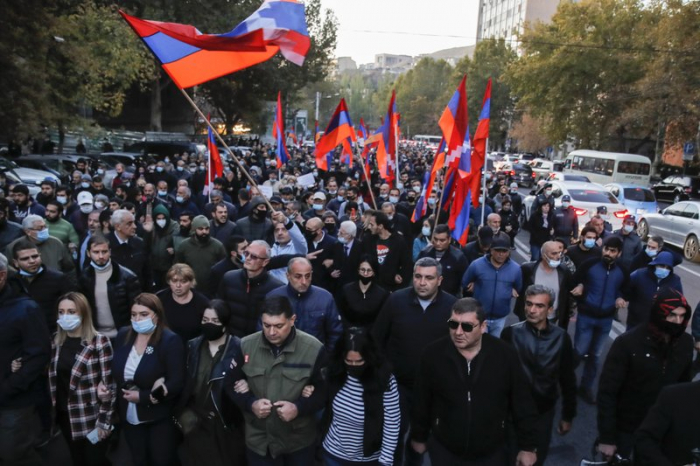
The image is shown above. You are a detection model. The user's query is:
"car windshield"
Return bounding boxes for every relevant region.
[565,175,591,182]
[623,188,655,202]
[568,189,619,204]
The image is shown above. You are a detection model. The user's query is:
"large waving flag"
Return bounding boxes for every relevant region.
[411,139,446,222]
[357,118,368,143]
[373,91,399,184]
[273,92,290,167]
[314,99,356,170]
[120,0,310,89]
[469,78,492,206]
[439,75,469,171]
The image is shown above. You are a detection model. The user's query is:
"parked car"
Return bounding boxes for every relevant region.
[650,175,700,204]
[124,141,205,160]
[531,160,556,181]
[502,163,536,188]
[99,152,145,168]
[0,156,59,189]
[523,180,629,230]
[604,183,658,217]
[637,201,700,262]
[0,168,40,196]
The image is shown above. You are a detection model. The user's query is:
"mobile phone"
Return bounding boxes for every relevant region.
[151,384,166,402]
[86,425,114,444]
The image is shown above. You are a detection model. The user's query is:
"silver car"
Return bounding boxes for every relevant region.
[637,201,700,262]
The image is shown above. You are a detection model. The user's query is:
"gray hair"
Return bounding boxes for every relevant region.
[525,284,555,307]
[287,256,312,273]
[249,239,271,260]
[110,209,133,227]
[340,220,357,238]
[210,189,223,198]
[0,252,7,272]
[414,256,442,277]
[381,201,395,212]
[22,215,44,230]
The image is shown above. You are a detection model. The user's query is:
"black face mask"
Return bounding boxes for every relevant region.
[325,224,336,235]
[407,197,416,204]
[304,230,317,241]
[346,364,366,378]
[201,323,225,341]
[659,320,685,338]
[252,209,266,220]
[359,275,373,285]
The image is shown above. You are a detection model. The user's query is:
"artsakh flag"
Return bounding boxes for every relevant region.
[205,117,223,195]
[120,0,310,89]
[448,130,473,244]
[411,139,445,222]
[314,98,356,170]
[374,91,399,184]
[272,92,290,167]
[439,75,469,171]
[469,78,491,206]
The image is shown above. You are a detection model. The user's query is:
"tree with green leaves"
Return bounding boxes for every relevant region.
[506,0,651,149]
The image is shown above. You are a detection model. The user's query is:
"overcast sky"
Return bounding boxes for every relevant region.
[319,0,481,65]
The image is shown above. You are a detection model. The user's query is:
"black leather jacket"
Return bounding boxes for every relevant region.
[180,335,245,429]
[501,321,577,420]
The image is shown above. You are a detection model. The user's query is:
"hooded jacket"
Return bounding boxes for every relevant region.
[146,204,179,273]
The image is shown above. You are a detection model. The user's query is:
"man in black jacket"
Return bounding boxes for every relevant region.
[373,257,457,466]
[217,240,283,338]
[108,209,152,291]
[80,234,142,339]
[12,239,73,333]
[304,217,337,292]
[515,241,575,329]
[411,297,539,465]
[418,224,468,296]
[597,287,694,461]
[0,253,51,465]
[363,210,411,292]
[502,284,577,465]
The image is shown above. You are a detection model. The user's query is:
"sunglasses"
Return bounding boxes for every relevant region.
[447,320,478,332]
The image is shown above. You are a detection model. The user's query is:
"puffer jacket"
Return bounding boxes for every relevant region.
[79,263,142,328]
[217,269,283,338]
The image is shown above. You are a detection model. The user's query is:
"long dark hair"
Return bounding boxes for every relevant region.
[326,327,391,393]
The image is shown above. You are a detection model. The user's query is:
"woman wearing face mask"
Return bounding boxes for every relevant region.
[145,205,178,289]
[337,256,389,330]
[157,264,209,344]
[412,218,434,262]
[176,300,246,466]
[623,251,683,331]
[49,292,115,466]
[320,328,400,465]
[498,197,520,249]
[112,293,185,466]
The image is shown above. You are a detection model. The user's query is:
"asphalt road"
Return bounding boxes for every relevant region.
[505,193,700,465]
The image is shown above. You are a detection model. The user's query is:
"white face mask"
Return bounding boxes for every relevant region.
[57,314,81,332]
[623,224,634,233]
[156,219,167,228]
[421,226,431,237]
[413,186,421,193]
[562,202,570,208]
[80,204,94,214]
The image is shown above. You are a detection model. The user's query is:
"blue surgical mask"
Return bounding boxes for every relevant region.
[421,227,431,237]
[57,314,81,332]
[81,182,90,189]
[427,198,436,207]
[312,204,323,211]
[36,229,50,243]
[158,190,168,197]
[19,267,43,277]
[583,238,596,249]
[623,224,634,233]
[239,254,246,263]
[132,317,156,334]
[337,195,344,202]
[56,196,67,205]
[645,248,658,257]
[548,259,561,268]
[654,267,670,279]
[176,196,185,203]
[177,166,184,172]
[389,196,399,204]
[156,166,164,173]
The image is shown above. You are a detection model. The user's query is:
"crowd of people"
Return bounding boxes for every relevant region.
[0,142,699,466]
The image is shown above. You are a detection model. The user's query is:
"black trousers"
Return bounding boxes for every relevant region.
[56,409,110,466]
[123,417,180,466]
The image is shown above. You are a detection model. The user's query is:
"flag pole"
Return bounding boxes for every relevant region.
[354,145,378,210]
[480,137,489,226]
[178,88,274,211]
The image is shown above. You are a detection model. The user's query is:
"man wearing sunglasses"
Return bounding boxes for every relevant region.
[411,297,539,465]
[502,284,577,465]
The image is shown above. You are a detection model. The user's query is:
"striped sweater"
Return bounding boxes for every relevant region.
[322,374,401,464]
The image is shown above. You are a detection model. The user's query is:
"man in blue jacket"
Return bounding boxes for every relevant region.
[570,235,629,404]
[266,257,342,352]
[462,232,522,337]
[0,252,51,465]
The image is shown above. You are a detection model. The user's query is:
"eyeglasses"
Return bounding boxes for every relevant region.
[246,252,268,262]
[447,320,478,332]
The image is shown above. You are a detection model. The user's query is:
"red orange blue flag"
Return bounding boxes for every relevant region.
[439,76,469,172]
[273,92,290,167]
[469,78,492,206]
[205,116,223,195]
[314,99,356,170]
[120,0,310,89]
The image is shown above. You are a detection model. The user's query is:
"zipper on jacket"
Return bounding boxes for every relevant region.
[597,267,610,313]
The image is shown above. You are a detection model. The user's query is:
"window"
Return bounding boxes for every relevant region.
[682,203,699,220]
[623,188,655,202]
[665,204,686,217]
[568,189,619,204]
[617,161,650,175]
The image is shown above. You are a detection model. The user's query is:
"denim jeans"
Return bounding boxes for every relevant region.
[0,405,42,466]
[530,244,541,262]
[486,316,507,338]
[574,313,613,391]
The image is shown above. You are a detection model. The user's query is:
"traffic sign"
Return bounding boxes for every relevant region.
[683,141,696,161]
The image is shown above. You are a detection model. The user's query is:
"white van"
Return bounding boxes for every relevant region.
[564,150,651,185]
